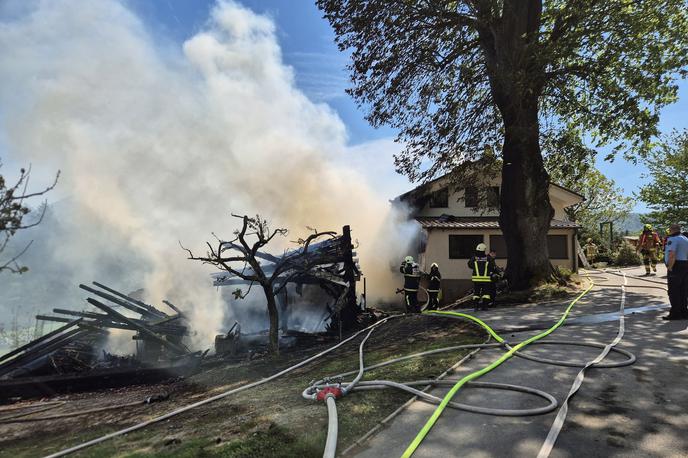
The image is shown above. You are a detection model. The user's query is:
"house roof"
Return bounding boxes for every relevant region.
[415,216,580,230]
[395,169,585,205]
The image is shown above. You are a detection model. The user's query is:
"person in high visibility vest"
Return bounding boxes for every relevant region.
[426,263,442,310]
[467,243,497,311]
[637,224,661,275]
[400,256,421,313]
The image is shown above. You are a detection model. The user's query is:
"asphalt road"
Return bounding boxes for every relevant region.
[352,266,688,458]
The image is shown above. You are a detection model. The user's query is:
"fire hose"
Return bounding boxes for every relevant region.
[44,268,645,457]
[303,272,638,458]
[44,315,407,458]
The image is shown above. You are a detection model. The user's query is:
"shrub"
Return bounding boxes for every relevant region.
[556,267,574,283]
[614,242,642,266]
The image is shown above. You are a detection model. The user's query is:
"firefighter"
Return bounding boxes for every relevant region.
[637,224,661,275]
[663,228,671,249]
[400,256,421,313]
[467,243,497,311]
[426,263,442,311]
[583,238,598,263]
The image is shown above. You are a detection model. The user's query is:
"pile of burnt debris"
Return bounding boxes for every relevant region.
[0,282,202,402]
[0,226,377,402]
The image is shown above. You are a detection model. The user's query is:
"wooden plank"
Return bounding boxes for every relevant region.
[0,329,87,377]
[0,319,82,364]
[87,298,188,355]
[92,282,168,318]
[79,284,156,318]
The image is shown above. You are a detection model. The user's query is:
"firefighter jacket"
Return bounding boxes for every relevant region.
[400,262,421,291]
[638,231,661,251]
[467,255,497,283]
[427,269,442,292]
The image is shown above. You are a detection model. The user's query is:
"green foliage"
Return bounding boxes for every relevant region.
[318,0,688,288]
[317,0,688,181]
[547,158,634,235]
[637,129,688,226]
[614,243,642,266]
[556,267,574,282]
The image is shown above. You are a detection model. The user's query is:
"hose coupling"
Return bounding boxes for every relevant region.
[316,386,343,401]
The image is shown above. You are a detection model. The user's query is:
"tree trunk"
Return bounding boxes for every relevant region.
[498,100,554,289]
[477,0,551,290]
[263,284,280,354]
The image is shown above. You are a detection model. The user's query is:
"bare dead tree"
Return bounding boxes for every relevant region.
[0,162,60,274]
[183,214,336,354]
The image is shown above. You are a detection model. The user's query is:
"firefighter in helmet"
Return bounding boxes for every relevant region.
[637,224,661,275]
[426,263,442,311]
[583,238,598,263]
[467,243,497,310]
[400,256,421,313]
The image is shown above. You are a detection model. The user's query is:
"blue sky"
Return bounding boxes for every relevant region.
[62,1,688,210]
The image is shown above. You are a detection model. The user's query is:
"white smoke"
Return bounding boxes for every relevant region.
[0,0,413,350]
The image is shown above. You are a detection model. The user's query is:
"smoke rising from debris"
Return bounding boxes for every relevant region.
[0,0,413,349]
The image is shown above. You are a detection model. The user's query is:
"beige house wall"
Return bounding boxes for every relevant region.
[416,227,577,301]
[414,180,578,221]
[419,228,577,280]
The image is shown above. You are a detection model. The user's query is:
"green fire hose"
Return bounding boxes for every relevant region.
[400,278,596,457]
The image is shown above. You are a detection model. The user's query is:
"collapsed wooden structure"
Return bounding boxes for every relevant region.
[212,225,363,341]
[0,282,198,400]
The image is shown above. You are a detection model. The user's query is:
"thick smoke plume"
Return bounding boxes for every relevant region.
[0,0,413,350]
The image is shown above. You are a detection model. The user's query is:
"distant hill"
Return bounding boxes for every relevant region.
[616,213,644,235]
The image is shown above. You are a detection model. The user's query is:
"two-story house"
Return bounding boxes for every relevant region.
[395,171,585,301]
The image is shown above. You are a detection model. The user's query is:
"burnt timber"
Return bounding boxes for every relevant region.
[212,225,362,333]
[0,282,199,401]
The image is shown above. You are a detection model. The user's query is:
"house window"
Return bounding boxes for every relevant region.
[464,186,500,208]
[486,186,500,208]
[488,235,508,259]
[449,235,484,259]
[548,235,569,259]
[418,230,428,254]
[464,187,479,208]
[429,187,449,208]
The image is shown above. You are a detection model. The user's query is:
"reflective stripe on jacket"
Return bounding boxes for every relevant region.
[401,262,421,291]
[472,261,491,282]
[468,256,495,283]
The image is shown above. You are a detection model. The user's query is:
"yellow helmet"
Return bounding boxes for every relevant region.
[404,256,414,263]
[644,224,653,231]
[587,238,593,243]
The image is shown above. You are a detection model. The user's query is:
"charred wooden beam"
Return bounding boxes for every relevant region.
[53,308,110,321]
[92,281,168,318]
[0,329,88,378]
[87,298,188,355]
[161,300,185,318]
[0,319,82,364]
[79,284,156,319]
[51,309,186,335]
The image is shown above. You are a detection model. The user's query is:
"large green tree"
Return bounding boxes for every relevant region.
[317,0,688,288]
[638,129,688,226]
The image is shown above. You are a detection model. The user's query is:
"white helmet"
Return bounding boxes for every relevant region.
[476,243,487,252]
[431,262,439,269]
[404,256,414,263]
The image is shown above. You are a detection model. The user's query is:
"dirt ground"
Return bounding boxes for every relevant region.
[0,314,483,458]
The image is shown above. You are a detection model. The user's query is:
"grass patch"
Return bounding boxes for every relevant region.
[0,315,483,458]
